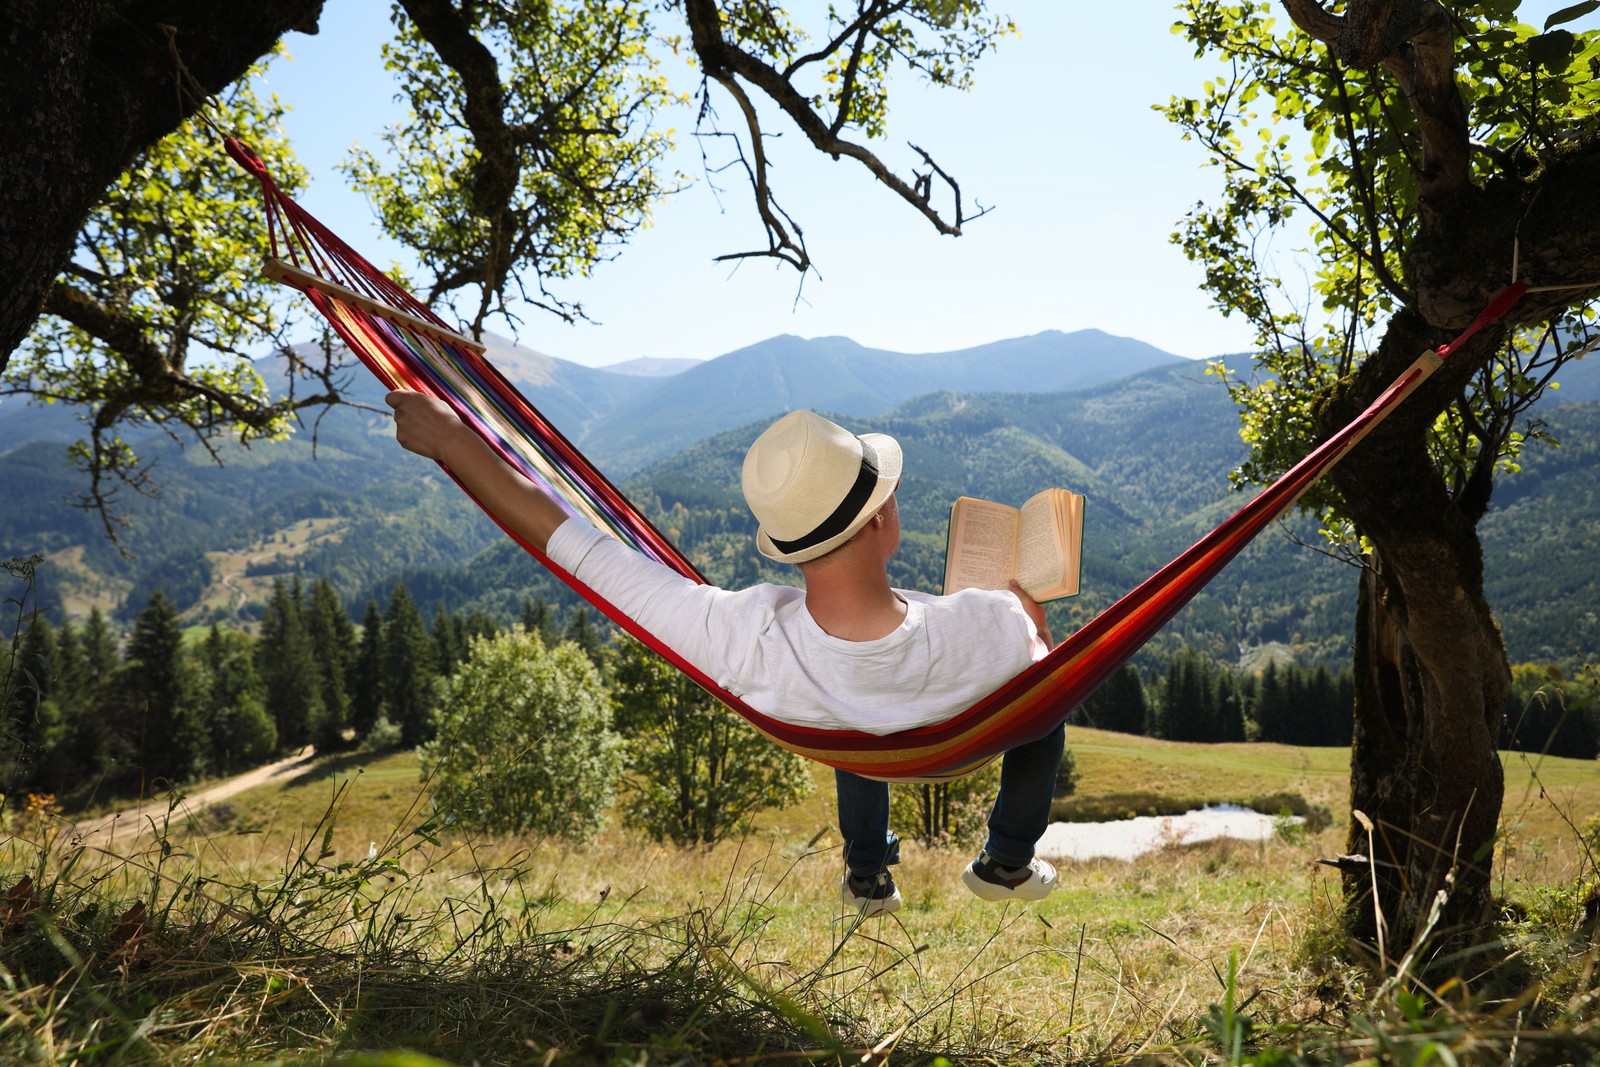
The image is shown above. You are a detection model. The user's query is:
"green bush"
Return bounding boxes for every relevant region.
[606,636,811,846]
[420,630,624,840]
[889,761,1002,850]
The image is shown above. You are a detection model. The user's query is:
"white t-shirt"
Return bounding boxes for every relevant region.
[546,518,1047,735]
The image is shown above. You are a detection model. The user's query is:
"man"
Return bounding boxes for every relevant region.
[388,393,1063,916]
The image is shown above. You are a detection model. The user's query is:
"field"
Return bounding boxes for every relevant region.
[4,728,1599,1064]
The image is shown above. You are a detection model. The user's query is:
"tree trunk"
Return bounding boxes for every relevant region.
[1326,312,1508,956]
[0,0,325,369]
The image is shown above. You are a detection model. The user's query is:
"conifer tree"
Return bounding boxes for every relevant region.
[382,583,437,747]
[61,608,120,784]
[2,614,58,776]
[256,578,323,751]
[120,589,202,781]
[350,598,386,741]
[432,605,468,676]
[199,624,277,773]
[520,595,559,648]
[51,621,86,725]
[1077,663,1148,735]
[1214,669,1247,743]
[1162,650,1215,742]
[564,605,603,663]
[305,578,355,751]
[1253,662,1288,744]
[80,608,119,691]
[34,619,88,791]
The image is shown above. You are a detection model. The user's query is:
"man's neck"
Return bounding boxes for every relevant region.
[800,559,906,642]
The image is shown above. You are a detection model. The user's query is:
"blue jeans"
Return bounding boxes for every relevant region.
[836,722,1065,873]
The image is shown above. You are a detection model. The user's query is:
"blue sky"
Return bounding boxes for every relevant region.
[260,2,1591,369]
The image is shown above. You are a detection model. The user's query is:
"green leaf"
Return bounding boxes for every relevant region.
[1527,28,1577,67]
[1545,1,1599,30]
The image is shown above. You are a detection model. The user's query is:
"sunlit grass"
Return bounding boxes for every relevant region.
[5,727,1599,1063]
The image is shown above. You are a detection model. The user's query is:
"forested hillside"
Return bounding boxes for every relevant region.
[4,349,1597,675]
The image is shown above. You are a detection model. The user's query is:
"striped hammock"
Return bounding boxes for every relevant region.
[227,137,1526,782]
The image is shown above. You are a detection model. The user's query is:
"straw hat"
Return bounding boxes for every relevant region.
[741,410,903,564]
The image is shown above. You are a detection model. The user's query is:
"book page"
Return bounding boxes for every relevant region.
[1015,492,1065,594]
[943,497,1020,594]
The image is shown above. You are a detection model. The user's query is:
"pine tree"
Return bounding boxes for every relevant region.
[350,599,386,741]
[1078,663,1148,735]
[256,578,323,752]
[199,624,277,774]
[3,614,57,771]
[59,608,122,785]
[382,583,437,747]
[1162,650,1214,742]
[52,621,86,724]
[524,596,559,647]
[80,608,119,691]
[1253,662,1288,743]
[119,590,202,782]
[305,579,355,752]
[564,605,602,663]
[432,605,468,676]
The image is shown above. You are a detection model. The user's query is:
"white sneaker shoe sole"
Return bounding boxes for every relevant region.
[961,857,1057,901]
[841,876,903,916]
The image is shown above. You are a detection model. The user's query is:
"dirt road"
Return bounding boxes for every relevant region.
[70,747,317,849]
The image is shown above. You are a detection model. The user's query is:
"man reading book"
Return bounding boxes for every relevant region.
[387,395,1066,916]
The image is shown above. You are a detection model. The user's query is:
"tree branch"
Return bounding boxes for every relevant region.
[1280,0,1470,200]
[684,0,971,266]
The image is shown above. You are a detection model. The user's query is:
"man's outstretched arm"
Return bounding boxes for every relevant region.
[386,389,570,552]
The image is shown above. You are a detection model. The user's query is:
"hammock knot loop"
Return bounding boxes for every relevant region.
[224,138,270,181]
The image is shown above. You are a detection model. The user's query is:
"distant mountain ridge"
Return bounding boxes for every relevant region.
[583,330,1185,472]
[2,328,1183,473]
[5,328,1596,674]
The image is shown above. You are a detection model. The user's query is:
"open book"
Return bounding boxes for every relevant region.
[942,488,1085,602]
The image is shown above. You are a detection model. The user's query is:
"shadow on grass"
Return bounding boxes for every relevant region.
[275,748,395,792]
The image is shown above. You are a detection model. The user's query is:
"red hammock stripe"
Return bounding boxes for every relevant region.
[228,136,1527,781]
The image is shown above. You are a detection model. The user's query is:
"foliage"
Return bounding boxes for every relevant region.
[118,589,204,782]
[1,556,46,812]
[605,635,811,846]
[889,760,1002,849]
[1165,1,1600,539]
[420,629,624,839]
[1076,662,1149,735]
[342,1,677,332]
[1166,0,1600,942]
[198,623,278,774]
[382,583,439,748]
[306,577,357,752]
[351,598,387,742]
[256,577,325,752]
[1501,662,1599,760]
[4,68,335,538]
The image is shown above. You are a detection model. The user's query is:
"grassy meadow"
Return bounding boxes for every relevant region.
[4,728,1600,1064]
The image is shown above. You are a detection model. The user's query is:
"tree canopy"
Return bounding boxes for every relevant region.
[2,1,1011,528]
[1166,0,1600,946]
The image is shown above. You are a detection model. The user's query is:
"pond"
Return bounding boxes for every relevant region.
[1036,805,1294,862]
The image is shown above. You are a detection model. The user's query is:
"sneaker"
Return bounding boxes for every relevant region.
[961,851,1057,902]
[841,869,903,917]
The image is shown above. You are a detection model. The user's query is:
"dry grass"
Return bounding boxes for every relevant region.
[5,728,1600,1064]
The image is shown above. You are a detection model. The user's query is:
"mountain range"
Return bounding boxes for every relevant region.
[2,327,1596,673]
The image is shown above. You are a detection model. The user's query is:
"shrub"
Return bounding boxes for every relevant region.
[420,631,624,840]
[606,636,812,846]
[889,761,1002,849]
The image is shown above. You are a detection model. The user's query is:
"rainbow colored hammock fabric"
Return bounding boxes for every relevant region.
[227,137,1526,782]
